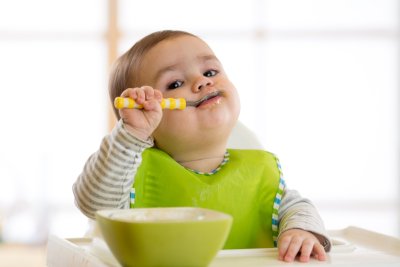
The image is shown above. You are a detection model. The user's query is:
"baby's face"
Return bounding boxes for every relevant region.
[138,35,240,156]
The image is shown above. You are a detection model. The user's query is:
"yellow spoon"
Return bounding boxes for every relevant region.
[114,92,221,110]
[114,97,187,110]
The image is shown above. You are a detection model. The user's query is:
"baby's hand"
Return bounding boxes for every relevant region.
[278,229,327,262]
[119,86,163,140]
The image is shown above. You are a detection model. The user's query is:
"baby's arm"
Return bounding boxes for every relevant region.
[73,86,162,219]
[278,189,331,262]
[72,120,153,219]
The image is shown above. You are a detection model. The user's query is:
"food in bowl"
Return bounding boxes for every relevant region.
[96,207,232,267]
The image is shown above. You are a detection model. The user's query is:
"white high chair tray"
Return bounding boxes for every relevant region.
[47,226,400,267]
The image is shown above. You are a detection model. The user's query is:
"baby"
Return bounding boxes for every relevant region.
[73,30,331,262]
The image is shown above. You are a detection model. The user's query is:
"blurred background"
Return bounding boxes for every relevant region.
[0,0,398,251]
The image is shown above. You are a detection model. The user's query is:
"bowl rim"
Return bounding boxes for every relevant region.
[96,207,233,224]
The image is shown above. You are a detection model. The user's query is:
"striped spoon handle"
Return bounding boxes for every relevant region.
[114,97,187,110]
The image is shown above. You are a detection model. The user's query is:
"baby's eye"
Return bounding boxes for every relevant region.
[204,70,218,77]
[167,80,184,90]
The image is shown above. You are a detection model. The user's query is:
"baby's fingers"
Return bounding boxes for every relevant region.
[299,239,315,262]
[153,89,163,101]
[278,235,290,261]
[279,235,302,262]
[312,243,327,261]
[120,87,150,103]
[132,87,147,103]
[141,86,155,100]
[121,88,137,100]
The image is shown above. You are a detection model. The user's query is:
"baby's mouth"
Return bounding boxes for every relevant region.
[186,91,222,108]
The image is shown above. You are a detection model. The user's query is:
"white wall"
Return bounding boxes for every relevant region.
[0,0,398,243]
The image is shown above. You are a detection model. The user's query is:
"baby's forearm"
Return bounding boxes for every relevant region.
[72,120,153,219]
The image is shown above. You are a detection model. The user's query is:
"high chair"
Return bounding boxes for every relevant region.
[227,121,263,149]
[47,121,400,267]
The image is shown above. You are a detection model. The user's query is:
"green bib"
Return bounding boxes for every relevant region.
[132,148,283,249]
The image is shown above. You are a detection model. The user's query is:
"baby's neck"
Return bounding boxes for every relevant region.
[177,154,226,173]
[173,145,227,173]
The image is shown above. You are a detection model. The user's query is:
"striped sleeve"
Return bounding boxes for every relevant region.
[72,120,154,219]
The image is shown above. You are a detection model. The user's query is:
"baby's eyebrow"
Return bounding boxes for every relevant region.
[153,63,179,83]
[197,54,220,63]
[153,54,220,83]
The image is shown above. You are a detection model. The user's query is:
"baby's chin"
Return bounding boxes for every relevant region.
[156,129,230,151]
[199,107,238,132]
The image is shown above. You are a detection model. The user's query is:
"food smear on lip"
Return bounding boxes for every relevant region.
[193,91,223,108]
[197,94,222,108]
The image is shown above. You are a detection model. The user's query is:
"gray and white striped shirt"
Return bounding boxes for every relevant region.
[73,120,331,251]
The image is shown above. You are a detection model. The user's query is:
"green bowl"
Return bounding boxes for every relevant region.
[96,207,232,267]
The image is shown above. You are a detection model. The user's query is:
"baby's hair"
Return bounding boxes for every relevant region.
[108,30,196,119]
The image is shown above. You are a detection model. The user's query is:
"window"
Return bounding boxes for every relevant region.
[0,0,398,243]
[0,0,108,242]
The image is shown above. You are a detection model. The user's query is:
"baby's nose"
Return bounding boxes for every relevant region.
[192,76,213,92]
